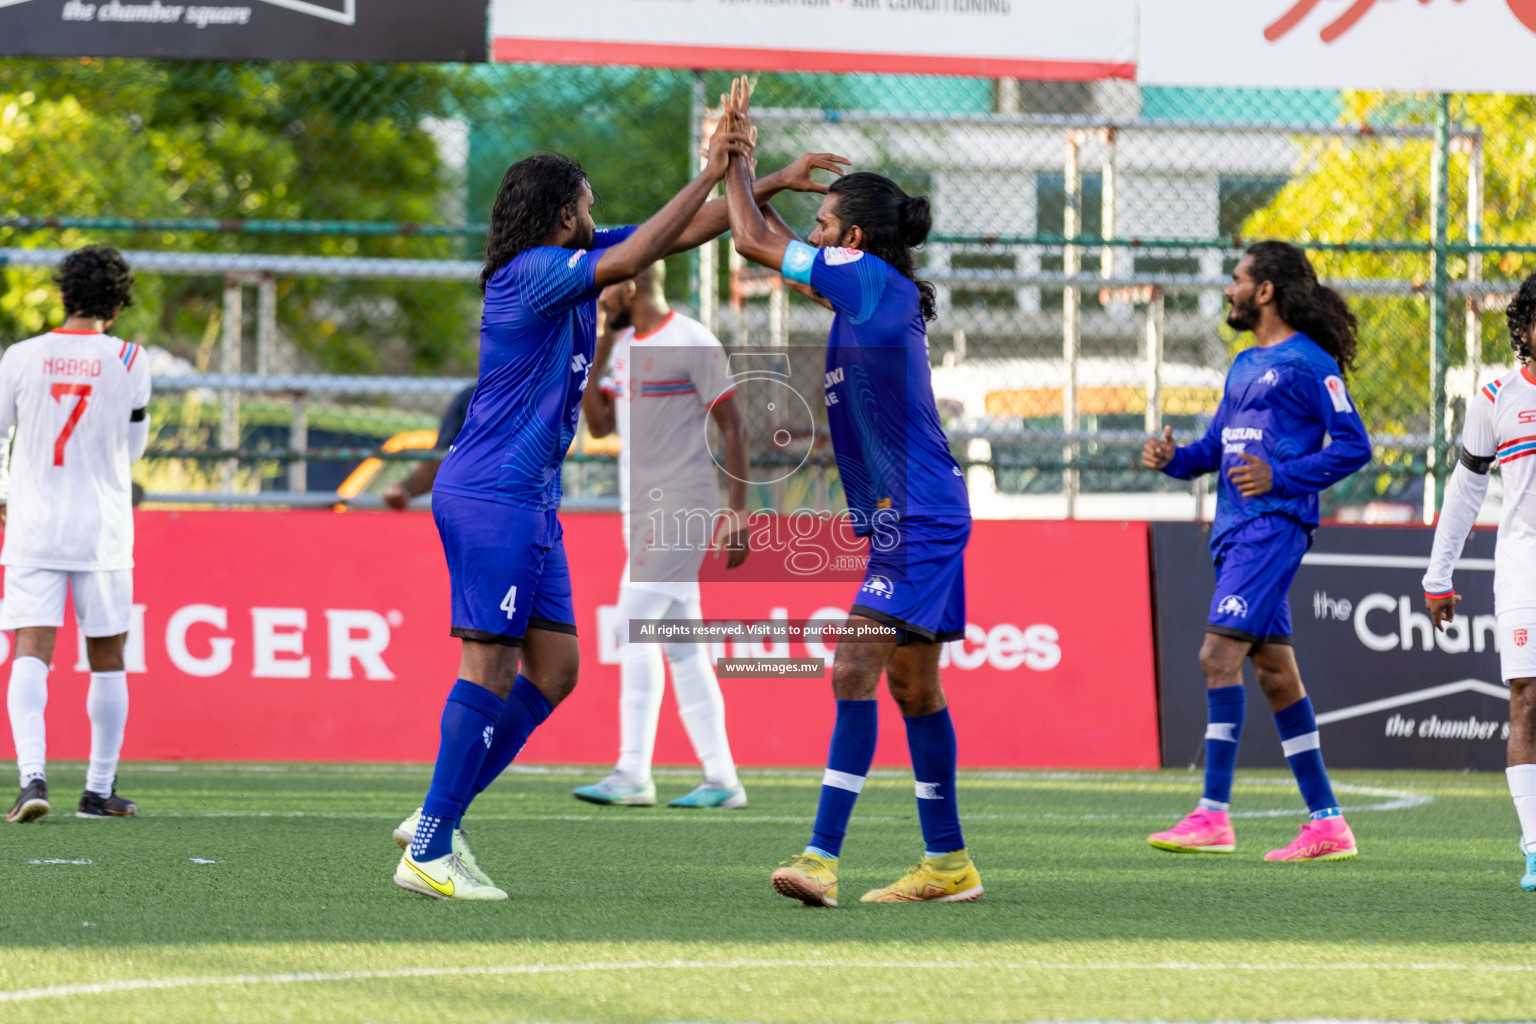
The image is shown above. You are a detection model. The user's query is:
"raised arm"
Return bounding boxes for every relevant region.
[594,117,752,287]
[667,152,849,256]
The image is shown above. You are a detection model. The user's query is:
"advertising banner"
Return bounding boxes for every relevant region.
[1140,0,1536,94]
[1154,522,1509,771]
[0,512,1159,769]
[0,0,487,62]
[490,0,1138,79]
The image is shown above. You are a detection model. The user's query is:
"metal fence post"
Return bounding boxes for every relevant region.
[220,274,242,493]
[1145,287,1165,437]
[256,272,276,376]
[288,391,308,493]
[1464,133,1485,397]
[1426,93,1452,524]
[1062,131,1082,519]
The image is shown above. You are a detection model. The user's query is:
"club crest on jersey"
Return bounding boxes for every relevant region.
[1216,595,1249,618]
[1325,375,1353,412]
[1258,369,1280,386]
[861,575,895,599]
[825,247,865,266]
[1517,629,1530,648]
[567,249,586,269]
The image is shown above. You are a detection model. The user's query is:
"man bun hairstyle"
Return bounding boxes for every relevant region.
[57,244,133,320]
[1505,274,1536,363]
[826,172,937,322]
[1244,240,1359,378]
[481,153,589,291]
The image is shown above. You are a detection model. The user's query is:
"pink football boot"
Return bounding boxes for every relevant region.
[1264,815,1358,862]
[1147,809,1236,853]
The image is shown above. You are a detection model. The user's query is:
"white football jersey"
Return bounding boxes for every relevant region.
[598,312,737,583]
[1425,365,1536,612]
[0,330,152,570]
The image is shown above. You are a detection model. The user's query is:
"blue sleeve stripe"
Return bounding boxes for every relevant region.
[781,241,817,286]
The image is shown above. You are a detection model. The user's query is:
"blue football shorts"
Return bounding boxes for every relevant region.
[1207,514,1312,647]
[433,492,576,647]
[848,515,970,645]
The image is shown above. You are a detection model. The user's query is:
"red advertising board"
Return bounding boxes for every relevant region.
[0,512,1158,769]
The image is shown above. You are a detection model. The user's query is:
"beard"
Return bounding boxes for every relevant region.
[606,306,632,332]
[569,222,596,252]
[1225,296,1258,332]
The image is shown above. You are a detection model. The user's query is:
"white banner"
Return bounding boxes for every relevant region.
[491,0,1137,80]
[1140,0,1536,94]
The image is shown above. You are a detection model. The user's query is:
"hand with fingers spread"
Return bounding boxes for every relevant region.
[1227,452,1273,498]
[1142,426,1176,471]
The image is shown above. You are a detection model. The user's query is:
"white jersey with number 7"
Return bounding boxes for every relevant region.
[0,330,152,571]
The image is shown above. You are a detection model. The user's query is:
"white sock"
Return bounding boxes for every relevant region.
[1507,764,1536,853]
[616,641,665,781]
[85,670,129,796]
[667,637,740,790]
[7,656,48,785]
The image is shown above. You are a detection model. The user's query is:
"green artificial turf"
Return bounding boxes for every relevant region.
[0,763,1531,1023]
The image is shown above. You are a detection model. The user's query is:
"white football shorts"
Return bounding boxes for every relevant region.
[1499,609,1536,682]
[0,567,134,637]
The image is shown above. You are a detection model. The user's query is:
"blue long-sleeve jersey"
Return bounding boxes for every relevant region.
[1162,332,1372,548]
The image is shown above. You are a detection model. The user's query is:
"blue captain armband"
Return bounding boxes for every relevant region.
[781,240,817,286]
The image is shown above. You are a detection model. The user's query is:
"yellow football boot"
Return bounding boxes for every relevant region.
[860,849,983,903]
[770,852,839,907]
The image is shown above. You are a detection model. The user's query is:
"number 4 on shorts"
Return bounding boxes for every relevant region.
[500,585,518,619]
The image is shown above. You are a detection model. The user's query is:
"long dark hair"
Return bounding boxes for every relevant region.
[1245,241,1359,378]
[827,172,937,322]
[57,244,133,319]
[481,154,589,291]
[1506,274,1536,362]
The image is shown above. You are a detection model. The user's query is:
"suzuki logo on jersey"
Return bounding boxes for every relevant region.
[825,366,844,407]
[571,353,592,393]
[1217,595,1249,618]
[1221,426,1262,456]
[1258,369,1280,386]
[861,575,895,599]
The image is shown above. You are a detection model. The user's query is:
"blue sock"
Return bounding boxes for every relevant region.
[1199,684,1245,812]
[1274,696,1340,818]
[904,706,965,856]
[415,679,505,860]
[808,700,878,859]
[471,676,554,798]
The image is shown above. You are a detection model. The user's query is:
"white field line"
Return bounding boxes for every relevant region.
[5,958,1536,1004]
[139,781,1433,825]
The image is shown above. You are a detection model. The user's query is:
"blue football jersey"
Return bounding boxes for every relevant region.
[1161,332,1373,546]
[782,242,970,533]
[435,227,636,509]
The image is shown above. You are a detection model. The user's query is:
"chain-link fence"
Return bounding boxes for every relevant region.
[1,59,1526,518]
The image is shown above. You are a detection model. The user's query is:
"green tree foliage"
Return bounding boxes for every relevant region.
[0,58,479,373]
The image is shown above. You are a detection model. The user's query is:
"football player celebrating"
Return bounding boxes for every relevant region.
[722,78,981,906]
[2,245,151,822]
[1143,242,1372,861]
[1424,273,1536,890]
[390,113,850,899]
[572,262,753,810]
